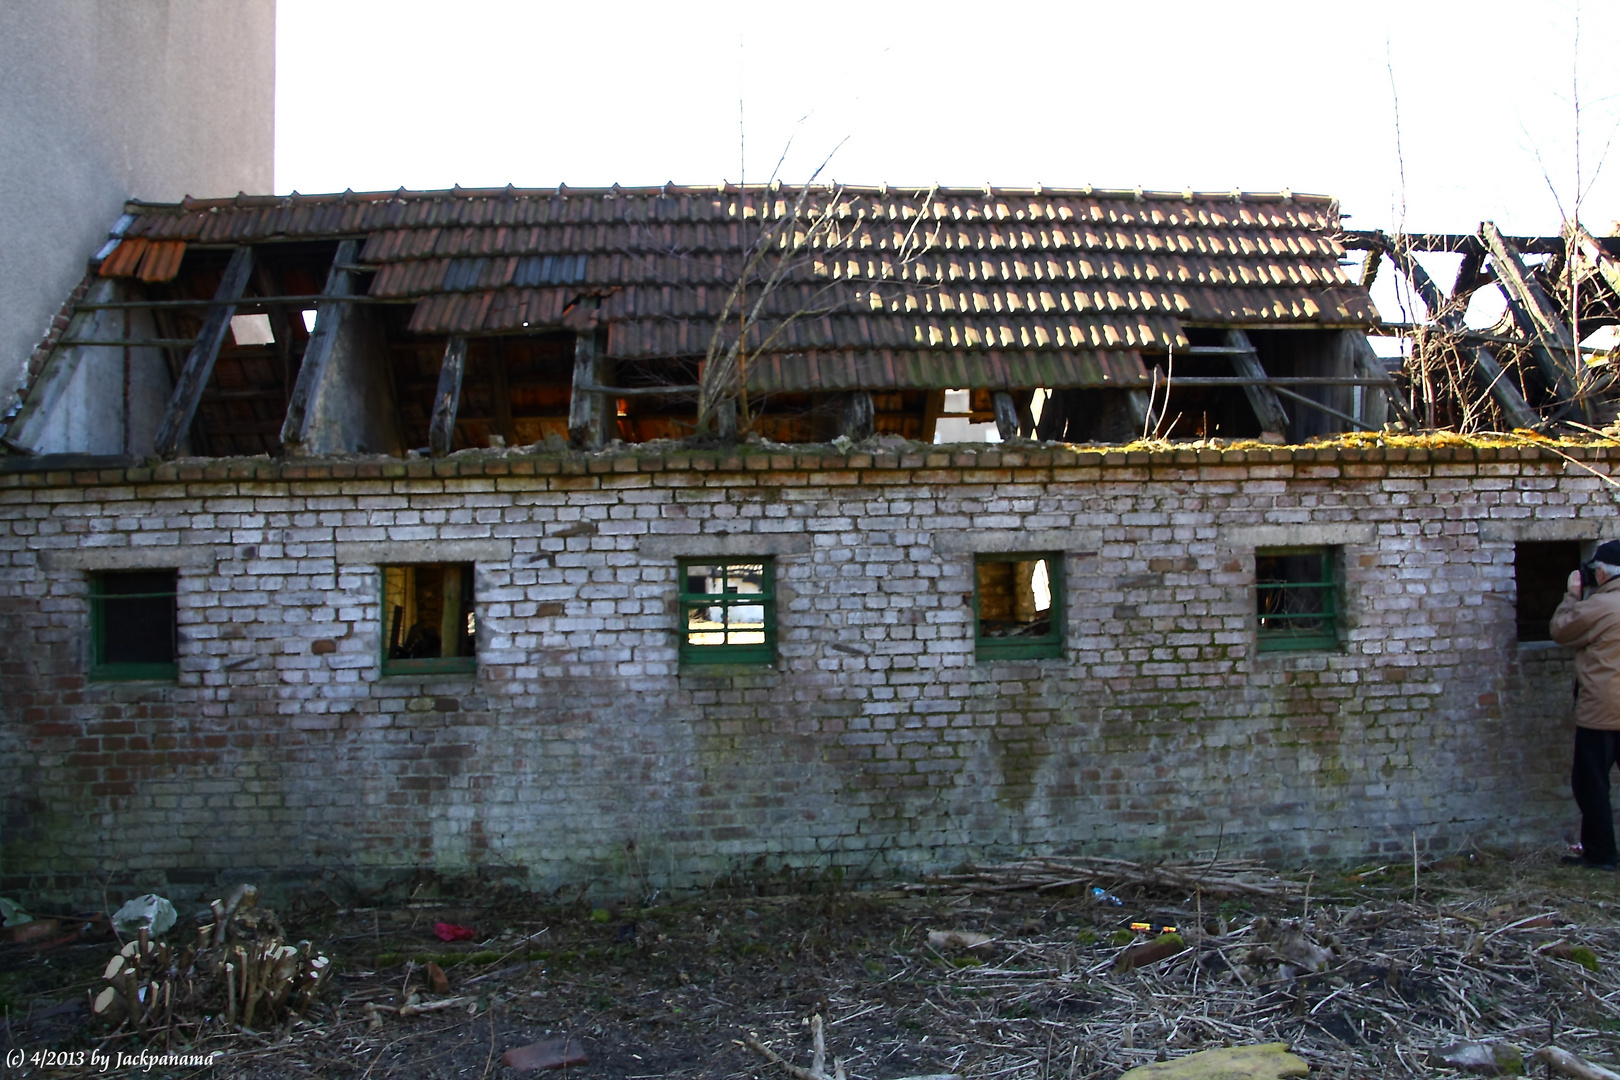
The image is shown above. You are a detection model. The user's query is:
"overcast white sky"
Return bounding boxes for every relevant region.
[275,0,1620,329]
[276,0,1618,234]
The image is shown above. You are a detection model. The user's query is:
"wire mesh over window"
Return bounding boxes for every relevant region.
[89,570,178,680]
[381,564,477,676]
[974,554,1063,660]
[678,559,775,665]
[1255,548,1339,652]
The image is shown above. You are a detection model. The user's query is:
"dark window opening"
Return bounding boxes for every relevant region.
[90,570,178,680]
[975,554,1063,660]
[382,563,477,676]
[1256,547,1339,652]
[1516,540,1581,642]
[678,559,775,665]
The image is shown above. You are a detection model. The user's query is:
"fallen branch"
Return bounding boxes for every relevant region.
[1535,1046,1620,1080]
[901,856,1302,898]
[744,1014,845,1080]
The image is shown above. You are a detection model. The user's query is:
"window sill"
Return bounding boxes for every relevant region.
[1257,636,1340,654]
[975,636,1064,662]
[380,657,478,679]
[679,650,776,668]
[89,664,178,682]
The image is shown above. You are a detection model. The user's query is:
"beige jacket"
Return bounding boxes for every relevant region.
[1552,576,1620,730]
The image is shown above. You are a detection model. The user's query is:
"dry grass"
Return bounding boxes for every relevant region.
[6,850,1620,1078]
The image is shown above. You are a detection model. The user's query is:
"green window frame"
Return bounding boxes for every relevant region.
[678,558,776,666]
[1255,547,1340,652]
[89,570,179,681]
[380,563,478,677]
[974,553,1064,660]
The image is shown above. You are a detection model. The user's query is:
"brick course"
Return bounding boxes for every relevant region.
[0,441,1604,903]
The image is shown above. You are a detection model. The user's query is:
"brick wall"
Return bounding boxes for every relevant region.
[0,441,1608,905]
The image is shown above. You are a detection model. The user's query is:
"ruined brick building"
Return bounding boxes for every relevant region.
[0,184,1611,902]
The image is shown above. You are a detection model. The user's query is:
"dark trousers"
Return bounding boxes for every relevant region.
[1573,727,1620,864]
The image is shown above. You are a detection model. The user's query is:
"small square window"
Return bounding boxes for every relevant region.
[90,570,178,680]
[974,553,1063,660]
[678,559,775,665]
[382,564,477,676]
[1515,540,1582,641]
[1256,547,1340,652]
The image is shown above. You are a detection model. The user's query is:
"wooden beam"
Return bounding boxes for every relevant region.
[428,336,467,457]
[1268,384,1379,432]
[1481,221,1583,413]
[842,390,875,440]
[1336,329,1389,431]
[566,301,604,448]
[991,391,1019,441]
[1342,228,1620,259]
[1569,222,1620,303]
[1224,329,1290,436]
[490,338,515,446]
[251,260,297,421]
[920,389,945,444]
[279,240,358,452]
[1359,248,1382,289]
[151,244,252,456]
[1470,344,1539,430]
[152,246,254,459]
[1390,241,1446,317]
[1391,237,1538,429]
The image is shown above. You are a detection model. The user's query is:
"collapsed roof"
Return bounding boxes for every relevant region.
[1,184,1389,460]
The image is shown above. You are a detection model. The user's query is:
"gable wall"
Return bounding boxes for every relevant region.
[0,442,1600,904]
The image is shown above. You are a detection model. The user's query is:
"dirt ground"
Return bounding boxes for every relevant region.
[5,851,1620,1079]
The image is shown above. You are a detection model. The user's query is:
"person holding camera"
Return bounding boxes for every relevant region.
[1551,540,1620,870]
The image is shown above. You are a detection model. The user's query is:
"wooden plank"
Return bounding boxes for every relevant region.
[279,240,358,452]
[428,336,467,457]
[153,246,254,458]
[1224,329,1290,435]
[1481,221,1583,412]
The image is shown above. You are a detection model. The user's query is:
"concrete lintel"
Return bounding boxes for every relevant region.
[639,533,813,558]
[1480,519,1610,543]
[335,539,513,565]
[39,545,220,572]
[932,529,1102,555]
[1222,523,1376,549]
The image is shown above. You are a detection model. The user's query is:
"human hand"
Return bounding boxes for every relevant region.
[1570,569,1585,597]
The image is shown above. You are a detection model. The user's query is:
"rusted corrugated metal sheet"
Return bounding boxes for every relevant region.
[116,184,1378,389]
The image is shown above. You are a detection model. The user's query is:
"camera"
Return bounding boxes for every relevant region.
[1583,561,1604,596]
